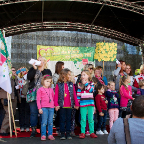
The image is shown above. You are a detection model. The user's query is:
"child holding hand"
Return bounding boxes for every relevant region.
[96,84,108,135]
[106,81,119,129]
[37,75,55,141]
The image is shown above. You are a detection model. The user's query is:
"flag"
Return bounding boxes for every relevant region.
[0,30,12,94]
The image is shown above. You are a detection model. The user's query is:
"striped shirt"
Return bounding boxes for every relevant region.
[77,82,95,107]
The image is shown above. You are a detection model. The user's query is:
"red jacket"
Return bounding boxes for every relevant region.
[95,94,107,113]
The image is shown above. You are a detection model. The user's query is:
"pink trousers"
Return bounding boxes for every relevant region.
[108,108,119,129]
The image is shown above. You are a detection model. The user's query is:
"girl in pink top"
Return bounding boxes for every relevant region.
[54,68,79,140]
[37,75,55,141]
[120,75,134,118]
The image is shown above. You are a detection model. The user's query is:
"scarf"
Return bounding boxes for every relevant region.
[95,75,105,85]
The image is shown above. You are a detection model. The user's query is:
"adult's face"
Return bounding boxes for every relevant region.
[94,69,101,77]
[12,68,16,76]
[141,68,144,74]
[88,67,93,74]
[62,65,64,70]
[121,62,126,71]
[125,65,131,75]
[38,57,45,67]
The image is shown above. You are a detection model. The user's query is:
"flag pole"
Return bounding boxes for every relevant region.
[9,93,17,137]
[7,92,12,137]
[102,61,104,79]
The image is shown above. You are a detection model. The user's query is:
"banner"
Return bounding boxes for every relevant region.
[94,42,117,62]
[0,31,12,94]
[37,45,95,75]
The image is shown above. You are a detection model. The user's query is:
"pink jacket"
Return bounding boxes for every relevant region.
[37,87,54,109]
[120,85,133,107]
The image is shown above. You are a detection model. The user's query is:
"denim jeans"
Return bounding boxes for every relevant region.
[97,110,107,131]
[41,108,54,136]
[29,100,38,127]
[18,98,30,128]
[59,108,72,137]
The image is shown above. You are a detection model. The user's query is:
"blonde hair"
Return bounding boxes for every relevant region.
[138,79,144,88]
[18,67,28,78]
[140,64,144,74]
[108,81,115,86]
[119,75,130,90]
[71,71,75,82]
[83,64,94,71]
[38,56,48,70]
[41,75,52,87]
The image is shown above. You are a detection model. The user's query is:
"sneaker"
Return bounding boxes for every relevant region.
[103,130,108,134]
[85,131,90,136]
[48,135,55,140]
[96,130,104,135]
[41,135,46,141]
[26,128,30,132]
[60,136,66,140]
[67,136,72,140]
[79,133,85,139]
[90,133,98,138]
[20,128,25,132]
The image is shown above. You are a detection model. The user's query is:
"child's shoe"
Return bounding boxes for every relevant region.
[79,133,85,139]
[85,131,90,136]
[41,135,46,141]
[90,133,98,138]
[60,136,66,140]
[20,127,25,132]
[67,136,72,140]
[48,135,55,140]
[103,130,108,134]
[26,128,30,132]
[96,130,104,135]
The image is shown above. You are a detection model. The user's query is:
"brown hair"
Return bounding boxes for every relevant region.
[57,68,71,83]
[126,64,133,76]
[108,81,115,86]
[96,66,103,70]
[41,75,52,87]
[55,61,64,74]
[119,75,130,91]
[138,79,144,88]
[140,64,144,74]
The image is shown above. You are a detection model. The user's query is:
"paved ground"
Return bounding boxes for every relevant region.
[0,135,108,144]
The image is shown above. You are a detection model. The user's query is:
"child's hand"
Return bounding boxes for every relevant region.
[74,106,79,110]
[133,98,135,100]
[55,106,60,111]
[39,109,43,114]
[99,112,104,116]
[105,100,108,104]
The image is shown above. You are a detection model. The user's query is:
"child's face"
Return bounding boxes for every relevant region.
[44,79,52,88]
[98,87,104,94]
[109,83,115,91]
[67,71,71,81]
[81,72,89,82]
[126,76,131,84]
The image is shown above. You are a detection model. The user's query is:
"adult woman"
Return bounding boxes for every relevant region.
[27,56,52,138]
[114,60,127,92]
[17,67,30,132]
[133,64,144,88]
[125,64,137,91]
[53,61,64,87]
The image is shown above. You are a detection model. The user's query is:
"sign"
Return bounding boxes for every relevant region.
[94,42,117,62]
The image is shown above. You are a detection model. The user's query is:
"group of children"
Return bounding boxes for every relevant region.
[36,68,136,141]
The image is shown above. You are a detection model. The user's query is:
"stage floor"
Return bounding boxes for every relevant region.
[0,135,108,144]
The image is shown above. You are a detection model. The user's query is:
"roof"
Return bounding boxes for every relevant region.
[0,0,144,45]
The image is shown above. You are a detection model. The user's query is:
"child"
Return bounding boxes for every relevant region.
[54,68,79,140]
[137,79,144,95]
[37,75,55,141]
[78,70,97,139]
[96,84,108,135]
[119,75,134,118]
[106,81,119,130]
[17,67,30,132]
